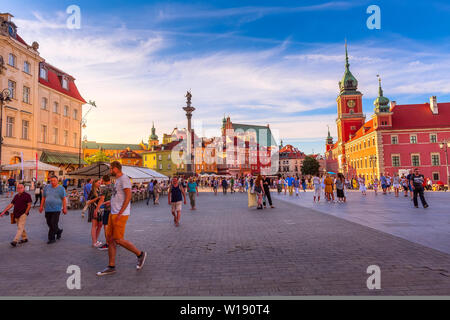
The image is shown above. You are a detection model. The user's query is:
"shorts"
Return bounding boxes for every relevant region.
[102,210,110,226]
[171,201,182,212]
[8,186,15,192]
[106,214,129,240]
[314,187,321,197]
[381,184,387,190]
[393,183,400,189]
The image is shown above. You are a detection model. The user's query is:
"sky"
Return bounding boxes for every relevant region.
[4,0,450,154]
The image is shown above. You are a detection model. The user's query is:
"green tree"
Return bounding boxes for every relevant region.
[301,156,320,176]
[85,150,110,164]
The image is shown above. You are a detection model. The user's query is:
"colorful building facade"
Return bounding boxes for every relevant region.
[0,13,86,179]
[326,43,450,184]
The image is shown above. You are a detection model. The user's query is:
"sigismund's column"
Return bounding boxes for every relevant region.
[183,91,195,175]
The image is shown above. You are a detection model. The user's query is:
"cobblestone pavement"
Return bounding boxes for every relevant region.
[1,192,450,296]
[273,190,450,254]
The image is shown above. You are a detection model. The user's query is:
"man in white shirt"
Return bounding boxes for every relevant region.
[97,161,147,276]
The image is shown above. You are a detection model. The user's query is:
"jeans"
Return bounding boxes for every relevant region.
[45,211,61,241]
[263,189,272,206]
[413,187,428,207]
[146,191,153,205]
[34,194,42,206]
[189,192,196,208]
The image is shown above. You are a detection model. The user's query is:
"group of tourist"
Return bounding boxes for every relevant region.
[0,161,147,277]
[276,169,429,209]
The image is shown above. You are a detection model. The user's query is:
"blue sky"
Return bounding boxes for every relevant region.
[5,0,450,153]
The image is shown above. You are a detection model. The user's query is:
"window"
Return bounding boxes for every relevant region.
[8,53,16,67]
[53,128,58,144]
[392,155,400,167]
[40,66,47,79]
[430,134,437,143]
[62,77,69,89]
[73,133,77,147]
[158,155,162,161]
[53,102,59,113]
[64,105,69,117]
[410,135,417,144]
[8,80,16,99]
[159,164,162,170]
[23,61,31,74]
[433,172,440,181]
[168,163,171,170]
[411,154,420,166]
[73,109,78,120]
[41,125,47,143]
[23,86,30,103]
[22,120,29,139]
[431,154,440,166]
[41,97,48,110]
[391,135,398,144]
[6,117,14,137]
[64,130,68,146]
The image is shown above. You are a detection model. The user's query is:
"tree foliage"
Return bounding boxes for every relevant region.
[85,150,111,164]
[301,156,320,176]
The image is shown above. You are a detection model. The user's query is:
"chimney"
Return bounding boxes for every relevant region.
[389,101,396,111]
[430,96,438,114]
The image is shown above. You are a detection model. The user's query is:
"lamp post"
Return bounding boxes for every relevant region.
[78,100,96,167]
[439,139,450,187]
[369,154,377,182]
[0,88,12,167]
[183,91,195,175]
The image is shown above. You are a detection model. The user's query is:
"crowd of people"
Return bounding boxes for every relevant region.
[0,164,436,277]
[273,168,430,209]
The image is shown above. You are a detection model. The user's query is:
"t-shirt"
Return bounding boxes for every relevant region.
[380,176,387,185]
[43,185,66,212]
[63,179,69,187]
[286,177,295,186]
[11,192,32,218]
[187,182,197,193]
[336,179,344,190]
[312,177,321,187]
[83,183,92,200]
[100,184,113,210]
[111,174,132,215]
[411,174,425,188]
[293,179,300,187]
[147,182,154,192]
[8,178,15,186]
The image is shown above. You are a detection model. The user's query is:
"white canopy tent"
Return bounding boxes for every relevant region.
[68,162,168,182]
[2,160,60,171]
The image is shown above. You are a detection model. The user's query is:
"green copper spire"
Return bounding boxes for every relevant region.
[150,121,158,140]
[339,40,359,94]
[374,75,390,113]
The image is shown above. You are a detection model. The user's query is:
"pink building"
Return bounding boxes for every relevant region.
[381,98,450,183]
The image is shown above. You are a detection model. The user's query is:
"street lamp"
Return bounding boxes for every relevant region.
[369,154,377,182]
[78,100,97,167]
[439,139,450,187]
[0,88,12,167]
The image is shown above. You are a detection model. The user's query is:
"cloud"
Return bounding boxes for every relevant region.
[13,8,450,155]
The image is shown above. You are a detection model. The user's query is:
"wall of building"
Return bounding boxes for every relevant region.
[381,129,450,182]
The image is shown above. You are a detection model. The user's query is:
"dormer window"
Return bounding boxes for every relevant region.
[62,77,69,89]
[40,65,48,80]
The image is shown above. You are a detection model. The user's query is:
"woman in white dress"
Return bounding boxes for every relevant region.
[392,174,401,197]
[313,174,322,202]
[358,175,367,196]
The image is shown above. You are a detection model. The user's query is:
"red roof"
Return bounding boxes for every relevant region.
[349,119,375,142]
[391,102,450,130]
[38,63,86,103]
[16,34,28,46]
[279,144,305,159]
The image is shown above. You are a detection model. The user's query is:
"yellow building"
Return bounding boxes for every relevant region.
[0,13,85,180]
[82,140,148,160]
[142,140,185,177]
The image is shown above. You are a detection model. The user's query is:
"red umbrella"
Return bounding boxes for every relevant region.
[437,181,444,185]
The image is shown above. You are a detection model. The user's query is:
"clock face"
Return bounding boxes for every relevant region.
[347,99,356,108]
[8,25,16,37]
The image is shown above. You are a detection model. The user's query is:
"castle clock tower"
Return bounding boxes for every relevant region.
[336,42,365,144]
